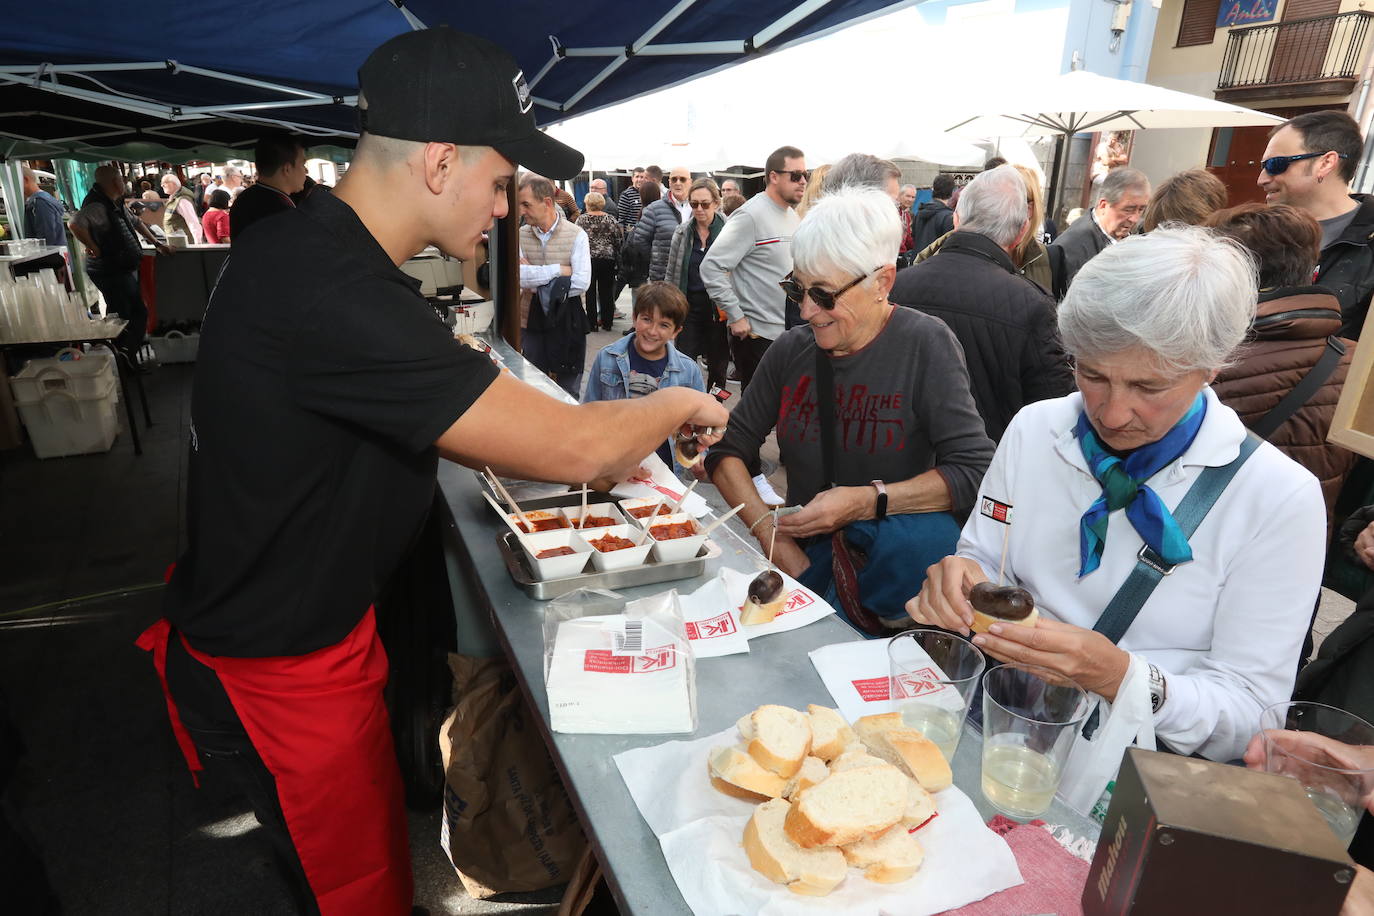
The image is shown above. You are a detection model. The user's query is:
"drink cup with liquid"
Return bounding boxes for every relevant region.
[1258,701,1374,848]
[980,663,1091,819]
[888,629,985,762]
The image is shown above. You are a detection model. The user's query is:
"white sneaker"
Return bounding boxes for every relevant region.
[753,473,783,507]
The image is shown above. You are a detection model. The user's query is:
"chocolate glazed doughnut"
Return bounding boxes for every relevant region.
[967,581,1039,633]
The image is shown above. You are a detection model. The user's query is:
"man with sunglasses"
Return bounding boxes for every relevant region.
[700,145,807,389]
[628,165,692,282]
[1258,110,1374,339]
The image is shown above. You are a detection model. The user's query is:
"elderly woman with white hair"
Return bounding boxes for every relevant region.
[910,226,1327,763]
[706,187,995,635]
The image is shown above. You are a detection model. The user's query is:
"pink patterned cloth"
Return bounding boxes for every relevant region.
[938,818,1091,916]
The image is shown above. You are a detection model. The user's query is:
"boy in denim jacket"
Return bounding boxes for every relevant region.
[584,282,706,467]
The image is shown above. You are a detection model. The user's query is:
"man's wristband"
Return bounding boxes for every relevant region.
[748,513,774,535]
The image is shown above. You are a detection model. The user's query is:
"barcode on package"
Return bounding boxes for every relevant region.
[611,619,643,656]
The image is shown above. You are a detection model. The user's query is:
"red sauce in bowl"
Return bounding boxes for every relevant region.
[589,534,638,552]
[535,546,576,559]
[515,514,568,533]
[627,504,673,519]
[573,515,616,529]
[649,522,697,541]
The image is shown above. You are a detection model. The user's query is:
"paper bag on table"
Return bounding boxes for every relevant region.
[438,653,586,898]
[1056,653,1156,817]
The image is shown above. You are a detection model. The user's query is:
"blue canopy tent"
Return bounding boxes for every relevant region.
[1,0,914,336]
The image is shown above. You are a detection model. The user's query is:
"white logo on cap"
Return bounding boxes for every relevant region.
[513,71,532,114]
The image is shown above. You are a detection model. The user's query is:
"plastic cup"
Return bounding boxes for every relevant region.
[888,629,986,762]
[1258,701,1374,847]
[980,663,1092,819]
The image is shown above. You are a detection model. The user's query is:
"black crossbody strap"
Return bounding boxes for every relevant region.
[1092,431,1263,644]
[816,345,836,490]
[1250,336,1345,440]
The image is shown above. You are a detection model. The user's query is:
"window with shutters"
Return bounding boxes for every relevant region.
[1178,0,1223,46]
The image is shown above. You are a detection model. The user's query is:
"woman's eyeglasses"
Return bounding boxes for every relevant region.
[689,200,715,209]
[779,268,881,310]
[1261,151,1348,175]
[771,169,811,183]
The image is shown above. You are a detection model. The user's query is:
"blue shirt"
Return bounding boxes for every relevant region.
[25,190,66,247]
[582,333,705,470]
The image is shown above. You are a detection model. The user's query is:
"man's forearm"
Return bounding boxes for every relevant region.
[711,455,771,537]
[69,222,95,251]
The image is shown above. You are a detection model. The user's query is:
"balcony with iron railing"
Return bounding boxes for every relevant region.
[1216,10,1374,103]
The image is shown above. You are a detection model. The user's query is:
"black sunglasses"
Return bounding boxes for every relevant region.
[1261,151,1349,175]
[771,169,811,182]
[780,268,881,310]
[689,200,715,209]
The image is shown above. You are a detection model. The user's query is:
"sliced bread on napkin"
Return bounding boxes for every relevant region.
[855,712,954,792]
[707,745,786,801]
[840,822,926,883]
[743,798,847,896]
[784,764,909,847]
[746,704,812,778]
[807,704,858,761]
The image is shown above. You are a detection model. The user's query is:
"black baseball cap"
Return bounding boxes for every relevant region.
[357,27,584,179]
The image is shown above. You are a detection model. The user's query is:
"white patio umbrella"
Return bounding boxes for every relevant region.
[945,69,1284,213]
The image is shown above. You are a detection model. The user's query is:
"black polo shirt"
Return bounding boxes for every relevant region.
[165,189,498,657]
[229,182,295,241]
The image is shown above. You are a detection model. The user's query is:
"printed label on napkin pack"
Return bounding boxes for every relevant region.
[684,611,737,641]
[584,645,678,674]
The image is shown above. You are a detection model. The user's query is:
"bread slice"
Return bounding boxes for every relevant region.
[782,756,828,800]
[784,764,909,848]
[902,777,937,830]
[708,745,786,800]
[854,713,954,792]
[840,823,925,883]
[740,595,786,625]
[806,705,857,761]
[828,747,887,773]
[748,705,812,779]
[971,606,1039,634]
[743,799,846,896]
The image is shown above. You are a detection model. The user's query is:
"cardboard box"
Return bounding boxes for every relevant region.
[1083,748,1355,915]
[1329,306,1374,458]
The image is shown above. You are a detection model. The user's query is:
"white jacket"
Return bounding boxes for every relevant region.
[959,388,1326,761]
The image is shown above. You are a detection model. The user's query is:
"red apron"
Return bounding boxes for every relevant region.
[137,609,412,916]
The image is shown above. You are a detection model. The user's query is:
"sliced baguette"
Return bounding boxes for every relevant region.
[784,764,909,848]
[902,777,937,829]
[748,705,812,779]
[854,713,954,792]
[740,595,786,625]
[782,756,828,800]
[828,747,887,773]
[743,799,847,896]
[806,705,857,761]
[840,823,925,883]
[708,745,786,800]
[970,606,1039,634]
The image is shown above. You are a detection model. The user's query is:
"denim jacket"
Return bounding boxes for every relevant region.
[582,333,705,402]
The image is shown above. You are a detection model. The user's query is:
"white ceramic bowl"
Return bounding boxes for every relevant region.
[644,512,707,563]
[518,528,593,581]
[583,524,653,572]
[503,509,570,536]
[560,504,627,532]
[618,497,676,529]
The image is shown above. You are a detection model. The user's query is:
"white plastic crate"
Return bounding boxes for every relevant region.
[12,373,119,458]
[10,348,116,402]
[149,330,200,364]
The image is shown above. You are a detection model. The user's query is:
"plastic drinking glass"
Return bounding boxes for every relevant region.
[1258,701,1374,847]
[888,628,986,762]
[981,663,1092,819]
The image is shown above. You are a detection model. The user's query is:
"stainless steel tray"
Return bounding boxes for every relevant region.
[496,530,714,600]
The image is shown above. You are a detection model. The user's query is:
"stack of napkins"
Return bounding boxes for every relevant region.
[546,614,694,734]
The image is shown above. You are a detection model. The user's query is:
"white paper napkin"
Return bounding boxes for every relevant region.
[678,574,752,658]
[546,614,693,734]
[614,726,1023,916]
[612,453,710,517]
[808,639,958,725]
[719,566,835,639]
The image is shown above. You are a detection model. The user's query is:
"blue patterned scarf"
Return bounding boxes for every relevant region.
[1076,394,1206,577]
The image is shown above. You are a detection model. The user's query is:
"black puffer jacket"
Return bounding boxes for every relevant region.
[910,199,954,254]
[890,231,1074,442]
[1316,193,1374,339]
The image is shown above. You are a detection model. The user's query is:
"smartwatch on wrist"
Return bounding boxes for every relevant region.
[871,480,888,522]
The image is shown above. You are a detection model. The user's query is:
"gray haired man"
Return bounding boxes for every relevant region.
[1048,167,1150,299]
[890,165,1073,441]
